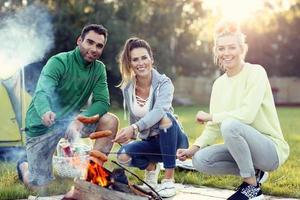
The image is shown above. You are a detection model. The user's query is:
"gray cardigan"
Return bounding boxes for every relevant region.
[122,69,174,139]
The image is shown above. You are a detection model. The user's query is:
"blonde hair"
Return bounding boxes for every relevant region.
[117,37,153,88]
[213,20,248,70]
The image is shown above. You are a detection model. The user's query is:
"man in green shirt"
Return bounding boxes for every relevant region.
[17,24,119,189]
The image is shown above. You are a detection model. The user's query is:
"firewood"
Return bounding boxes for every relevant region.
[74,178,148,200]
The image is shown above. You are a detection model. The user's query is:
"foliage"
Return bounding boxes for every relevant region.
[244,3,300,76]
[1,0,300,105]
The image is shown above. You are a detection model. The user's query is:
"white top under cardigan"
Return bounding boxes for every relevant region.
[132,83,153,118]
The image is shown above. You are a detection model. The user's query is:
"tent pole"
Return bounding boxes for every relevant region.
[20,68,26,145]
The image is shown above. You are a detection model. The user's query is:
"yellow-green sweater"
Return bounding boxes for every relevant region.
[194,63,289,166]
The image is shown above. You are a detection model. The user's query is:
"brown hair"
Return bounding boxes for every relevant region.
[117,37,153,88]
[81,24,108,42]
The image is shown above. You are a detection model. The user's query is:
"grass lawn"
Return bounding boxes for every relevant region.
[0,106,299,199]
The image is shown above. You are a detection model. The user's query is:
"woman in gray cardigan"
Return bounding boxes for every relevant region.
[113,37,188,198]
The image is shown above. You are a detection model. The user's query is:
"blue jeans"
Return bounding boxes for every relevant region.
[118,113,189,169]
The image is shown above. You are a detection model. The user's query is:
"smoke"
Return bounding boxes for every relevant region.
[0,3,54,80]
[0,147,26,162]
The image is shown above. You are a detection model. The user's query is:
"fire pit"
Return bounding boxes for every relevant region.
[72,178,148,200]
[63,159,161,200]
[62,130,161,200]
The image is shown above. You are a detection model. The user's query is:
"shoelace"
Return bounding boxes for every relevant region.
[241,185,260,198]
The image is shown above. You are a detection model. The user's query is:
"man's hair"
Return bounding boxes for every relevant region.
[81,24,108,41]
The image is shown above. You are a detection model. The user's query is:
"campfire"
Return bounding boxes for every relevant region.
[62,130,161,200]
[63,153,161,200]
[86,158,109,187]
[85,149,109,187]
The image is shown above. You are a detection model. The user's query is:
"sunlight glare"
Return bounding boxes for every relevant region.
[203,0,264,22]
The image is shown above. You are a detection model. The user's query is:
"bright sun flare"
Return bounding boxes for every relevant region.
[202,0,291,22]
[203,0,263,21]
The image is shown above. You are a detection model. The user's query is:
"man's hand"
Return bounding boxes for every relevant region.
[177,146,200,161]
[196,111,212,124]
[112,126,134,144]
[42,111,56,127]
[65,120,84,143]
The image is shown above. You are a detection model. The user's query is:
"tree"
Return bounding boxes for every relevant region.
[245,2,300,76]
[1,0,300,106]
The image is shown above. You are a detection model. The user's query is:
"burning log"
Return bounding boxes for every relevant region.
[63,164,160,200]
[71,178,149,200]
[63,149,161,200]
[65,159,155,200]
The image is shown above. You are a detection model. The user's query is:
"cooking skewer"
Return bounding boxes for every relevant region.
[112,160,163,200]
[100,151,178,157]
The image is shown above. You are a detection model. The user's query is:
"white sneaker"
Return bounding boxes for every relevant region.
[141,164,160,190]
[157,179,176,198]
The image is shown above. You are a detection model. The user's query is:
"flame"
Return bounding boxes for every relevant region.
[86,160,109,187]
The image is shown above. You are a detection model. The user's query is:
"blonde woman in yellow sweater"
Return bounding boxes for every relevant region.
[177,20,289,200]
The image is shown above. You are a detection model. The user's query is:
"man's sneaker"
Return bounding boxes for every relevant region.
[157,179,176,198]
[16,155,28,183]
[228,182,263,200]
[256,170,269,185]
[141,164,160,190]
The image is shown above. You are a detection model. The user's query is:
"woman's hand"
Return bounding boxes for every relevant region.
[112,126,134,144]
[177,146,200,161]
[196,111,212,123]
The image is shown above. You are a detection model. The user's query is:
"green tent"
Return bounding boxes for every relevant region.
[0,72,31,148]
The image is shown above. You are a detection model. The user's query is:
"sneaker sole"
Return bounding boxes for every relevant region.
[158,188,176,198]
[16,157,28,183]
[250,194,264,200]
